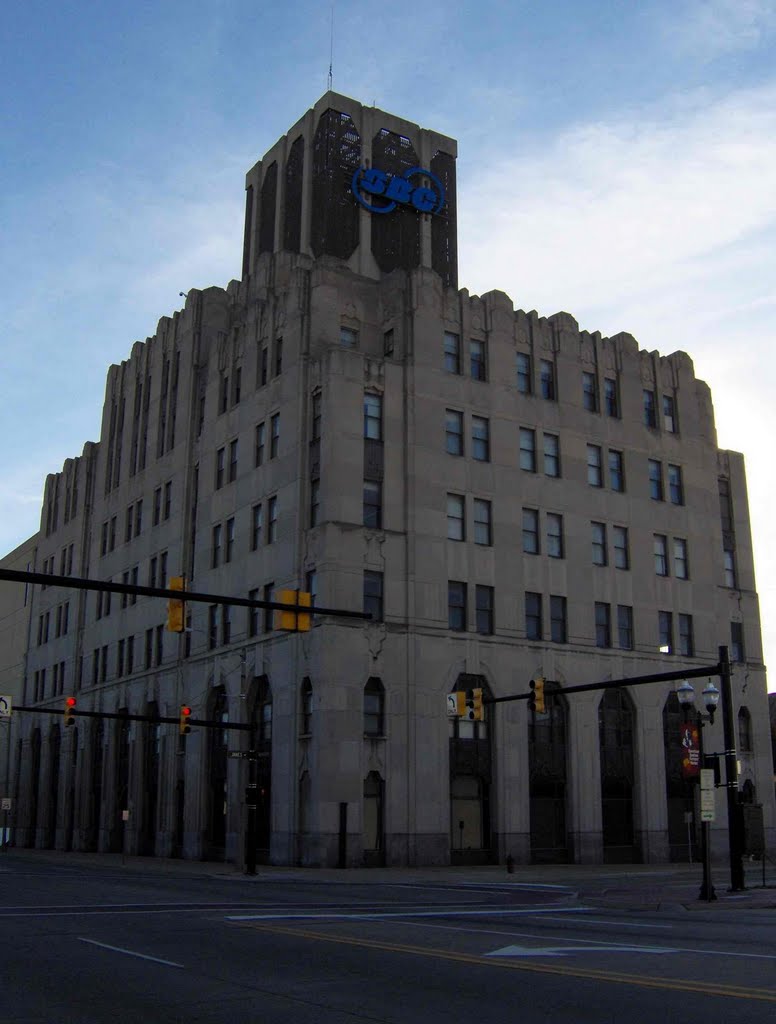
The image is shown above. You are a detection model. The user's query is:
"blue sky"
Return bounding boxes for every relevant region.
[2,1,775,684]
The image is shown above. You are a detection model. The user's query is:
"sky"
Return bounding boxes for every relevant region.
[1,1,775,687]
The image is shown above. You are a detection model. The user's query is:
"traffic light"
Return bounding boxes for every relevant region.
[179,705,192,736]
[166,576,185,632]
[274,589,312,632]
[472,688,484,721]
[528,676,546,714]
[63,696,76,727]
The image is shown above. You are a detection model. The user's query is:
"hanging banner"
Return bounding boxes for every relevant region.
[680,722,700,778]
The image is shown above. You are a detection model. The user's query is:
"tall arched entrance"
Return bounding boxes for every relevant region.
[663,692,697,861]
[249,675,272,863]
[112,712,130,853]
[598,687,638,863]
[139,703,160,856]
[529,683,569,863]
[87,720,104,851]
[27,729,41,848]
[46,725,61,849]
[205,686,229,861]
[449,674,494,864]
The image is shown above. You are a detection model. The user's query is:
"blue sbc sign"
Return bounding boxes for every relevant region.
[351,165,445,215]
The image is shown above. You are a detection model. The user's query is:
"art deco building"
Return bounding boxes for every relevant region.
[9,91,774,867]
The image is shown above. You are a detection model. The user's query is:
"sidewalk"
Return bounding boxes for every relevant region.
[4,847,775,911]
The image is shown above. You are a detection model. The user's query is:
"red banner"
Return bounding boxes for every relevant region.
[680,722,700,778]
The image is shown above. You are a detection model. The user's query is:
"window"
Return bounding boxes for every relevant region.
[613,525,629,570]
[447,494,465,541]
[525,592,542,640]
[248,588,259,638]
[211,524,222,568]
[604,377,619,417]
[383,329,394,357]
[519,428,536,472]
[587,445,602,487]
[340,326,358,347]
[221,604,232,645]
[522,508,539,554]
[134,501,143,537]
[263,582,274,633]
[270,413,280,459]
[445,409,464,455]
[648,459,664,501]
[591,522,607,566]
[219,373,229,414]
[164,482,171,520]
[550,595,567,643]
[444,331,460,374]
[608,450,624,492]
[145,628,153,670]
[543,433,560,477]
[731,621,745,662]
[678,613,694,657]
[474,499,492,546]
[251,504,263,550]
[232,366,241,405]
[310,479,320,528]
[475,585,494,635]
[595,603,611,648]
[659,611,674,653]
[654,534,669,576]
[109,516,116,550]
[674,538,689,579]
[516,351,531,394]
[723,549,736,588]
[364,570,384,621]
[448,581,466,631]
[301,678,313,735]
[215,447,225,489]
[225,518,235,563]
[208,605,218,649]
[663,394,677,433]
[470,339,486,381]
[546,513,564,558]
[738,707,752,752]
[582,371,598,411]
[364,393,382,441]
[101,520,108,555]
[255,422,265,466]
[364,480,382,529]
[668,464,684,505]
[274,337,283,376]
[259,346,268,386]
[363,678,384,736]
[540,359,556,400]
[311,393,322,441]
[617,605,633,650]
[229,439,238,482]
[472,416,490,461]
[267,496,278,543]
[643,388,657,427]
[125,506,133,543]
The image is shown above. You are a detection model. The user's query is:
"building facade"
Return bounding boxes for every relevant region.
[10,91,774,867]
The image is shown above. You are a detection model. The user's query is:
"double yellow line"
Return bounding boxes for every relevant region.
[239,922,776,1003]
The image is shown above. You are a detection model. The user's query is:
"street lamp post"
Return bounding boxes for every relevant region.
[676,678,721,902]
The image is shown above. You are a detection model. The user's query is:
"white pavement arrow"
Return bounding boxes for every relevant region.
[486,943,677,958]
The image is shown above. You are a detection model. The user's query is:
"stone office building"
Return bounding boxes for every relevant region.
[11,91,775,867]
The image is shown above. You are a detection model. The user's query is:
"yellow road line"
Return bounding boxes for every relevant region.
[235,921,776,1003]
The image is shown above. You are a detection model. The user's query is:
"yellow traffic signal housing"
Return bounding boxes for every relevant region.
[64,696,76,727]
[472,687,484,721]
[455,691,467,717]
[166,576,185,632]
[274,589,312,632]
[529,676,546,714]
[179,705,192,736]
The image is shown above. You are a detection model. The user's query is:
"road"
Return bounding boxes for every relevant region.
[2,852,775,1022]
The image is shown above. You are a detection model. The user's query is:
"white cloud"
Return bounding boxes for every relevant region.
[661,0,776,59]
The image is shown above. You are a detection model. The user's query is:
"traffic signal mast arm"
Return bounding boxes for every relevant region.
[485,660,727,706]
[0,568,370,620]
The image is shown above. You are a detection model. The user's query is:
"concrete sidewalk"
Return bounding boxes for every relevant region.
[4,847,775,911]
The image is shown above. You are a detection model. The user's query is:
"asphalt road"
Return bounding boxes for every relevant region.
[2,852,775,1023]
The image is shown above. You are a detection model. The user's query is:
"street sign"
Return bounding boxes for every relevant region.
[700,768,715,791]
[1,798,11,811]
[700,788,716,822]
[446,694,458,716]
[228,750,258,760]
[0,695,11,719]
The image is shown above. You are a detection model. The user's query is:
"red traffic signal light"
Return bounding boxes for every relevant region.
[64,696,77,727]
[179,705,192,736]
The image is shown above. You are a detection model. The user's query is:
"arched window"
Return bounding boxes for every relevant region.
[738,706,752,752]
[598,687,636,861]
[298,771,311,835]
[363,678,384,737]
[301,678,312,736]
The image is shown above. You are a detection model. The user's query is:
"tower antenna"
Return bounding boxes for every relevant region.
[328,2,334,91]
